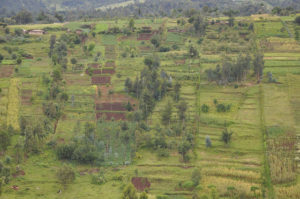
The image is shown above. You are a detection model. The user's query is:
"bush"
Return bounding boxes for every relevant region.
[182,180,195,189]
[159,46,170,52]
[216,103,231,112]
[295,16,300,25]
[91,173,106,185]
[201,104,209,113]
[56,165,76,186]
[56,144,75,160]
[205,136,212,147]
[157,148,170,158]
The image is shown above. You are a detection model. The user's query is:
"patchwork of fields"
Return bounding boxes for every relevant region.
[0,14,300,198]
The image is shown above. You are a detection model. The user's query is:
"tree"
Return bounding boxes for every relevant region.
[88,43,95,52]
[178,141,191,162]
[71,58,77,65]
[221,128,233,145]
[0,54,3,63]
[161,100,172,126]
[205,136,212,147]
[14,10,33,24]
[191,168,201,186]
[0,127,11,151]
[150,36,160,48]
[253,52,264,83]
[56,165,76,188]
[129,18,135,31]
[295,16,300,25]
[177,100,187,122]
[122,184,138,199]
[49,35,56,57]
[17,57,22,64]
[201,104,209,113]
[139,192,148,199]
[189,46,199,58]
[174,81,181,102]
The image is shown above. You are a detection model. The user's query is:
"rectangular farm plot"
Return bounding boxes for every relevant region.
[96,102,127,111]
[255,21,289,38]
[96,112,126,120]
[0,66,14,78]
[92,76,111,84]
[101,35,117,45]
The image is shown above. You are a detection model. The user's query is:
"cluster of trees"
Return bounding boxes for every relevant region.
[206,52,264,84]
[124,56,172,119]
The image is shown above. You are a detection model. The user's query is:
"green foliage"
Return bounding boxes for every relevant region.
[191,168,201,186]
[122,184,138,199]
[201,104,209,113]
[161,100,172,126]
[294,16,300,25]
[216,103,231,113]
[56,165,76,187]
[177,100,187,122]
[0,127,11,151]
[139,192,148,199]
[221,128,233,145]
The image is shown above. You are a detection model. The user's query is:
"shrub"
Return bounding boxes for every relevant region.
[182,180,195,189]
[295,16,300,25]
[91,173,106,185]
[191,168,201,186]
[56,144,75,160]
[159,46,170,52]
[56,165,76,187]
[205,136,212,147]
[221,128,233,145]
[201,104,209,113]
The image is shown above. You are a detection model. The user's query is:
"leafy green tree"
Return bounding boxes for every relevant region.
[221,128,233,145]
[295,16,300,25]
[129,18,135,31]
[253,52,264,83]
[71,58,77,65]
[178,141,191,162]
[122,184,138,199]
[201,104,209,113]
[191,168,201,186]
[0,127,11,151]
[0,54,3,63]
[161,100,172,126]
[174,81,181,102]
[151,36,160,48]
[14,10,33,24]
[139,192,148,199]
[177,100,187,122]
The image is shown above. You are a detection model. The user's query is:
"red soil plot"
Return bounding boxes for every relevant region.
[137,33,154,41]
[102,68,115,74]
[21,89,32,105]
[93,69,115,75]
[0,66,14,78]
[96,102,127,111]
[105,61,116,68]
[91,76,111,84]
[96,112,126,120]
[131,177,151,191]
[93,69,102,75]
[174,59,186,65]
[88,63,101,68]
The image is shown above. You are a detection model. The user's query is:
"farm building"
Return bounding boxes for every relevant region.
[27,29,46,35]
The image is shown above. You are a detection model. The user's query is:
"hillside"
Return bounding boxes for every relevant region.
[0,0,299,13]
[0,11,300,198]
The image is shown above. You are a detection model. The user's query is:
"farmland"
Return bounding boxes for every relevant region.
[0,13,300,199]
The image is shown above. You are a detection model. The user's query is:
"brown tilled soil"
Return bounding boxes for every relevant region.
[91,76,111,84]
[131,177,151,191]
[0,66,14,78]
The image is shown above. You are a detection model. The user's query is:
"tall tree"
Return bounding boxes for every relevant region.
[253,52,264,83]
